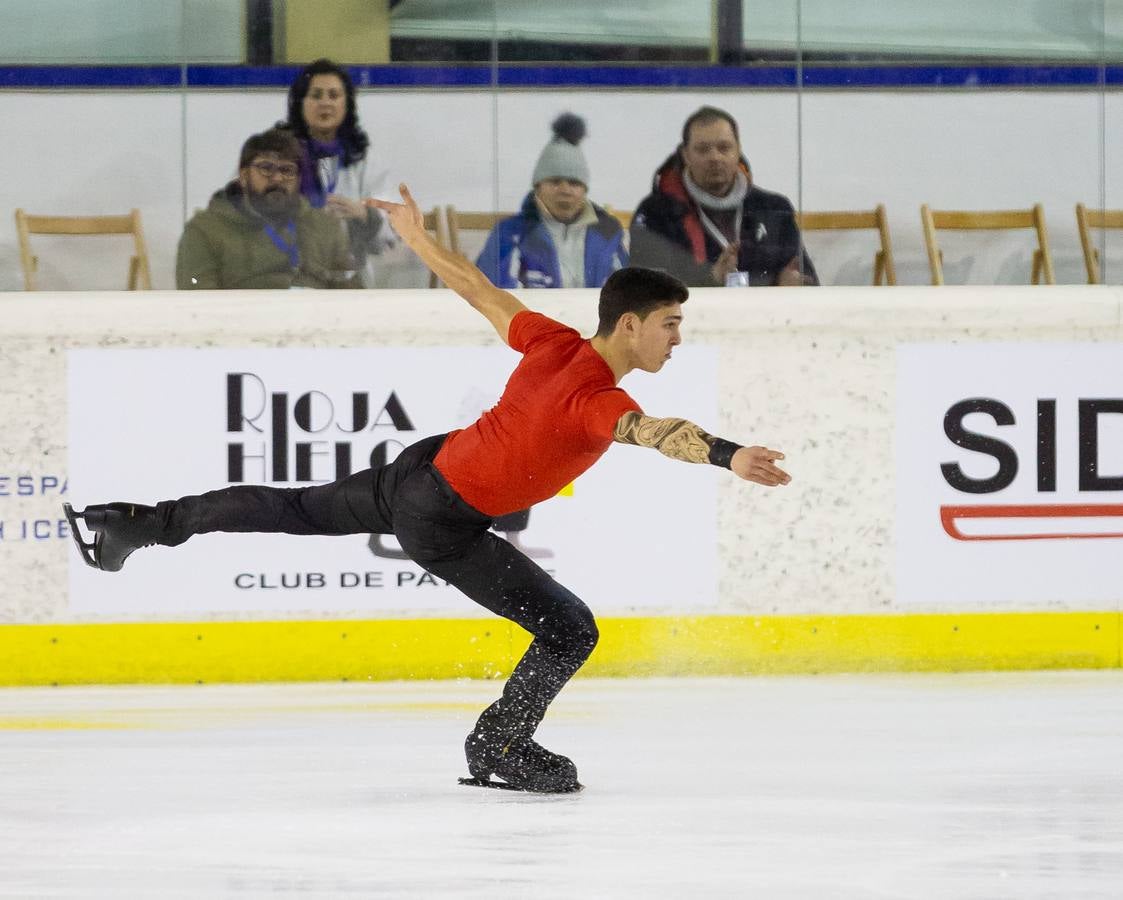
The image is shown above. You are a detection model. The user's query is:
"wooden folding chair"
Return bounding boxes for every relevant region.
[444,208,514,258]
[603,206,634,230]
[796,205,897,285]
[15,208,152,290]
[920,204,1054,286]
[1075,203,1123,284]
[421,206,448,288]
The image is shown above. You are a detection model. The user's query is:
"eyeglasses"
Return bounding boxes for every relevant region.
[250,161,299,181]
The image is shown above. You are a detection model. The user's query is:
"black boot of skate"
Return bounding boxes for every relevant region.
[504,739,580,792]
[63,502,162,572]
[462,703,581,793]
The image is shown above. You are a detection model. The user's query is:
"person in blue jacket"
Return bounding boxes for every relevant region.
[477,114,627,291]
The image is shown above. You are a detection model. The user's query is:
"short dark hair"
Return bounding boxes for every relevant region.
[284,58,370,166]
[239,128,302,169]
[681,106,740,147]
[596,267,688,337]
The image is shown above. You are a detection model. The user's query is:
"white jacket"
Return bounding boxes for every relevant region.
[316,154,398,287]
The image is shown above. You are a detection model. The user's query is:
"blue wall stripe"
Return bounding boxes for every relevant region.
[0,65,184,88]
[1,63,1120,91]
[187,65,497,88]
[802,65,1107,88]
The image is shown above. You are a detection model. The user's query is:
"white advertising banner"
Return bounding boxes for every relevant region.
[68,346,718,618]
[896,343,1123,606]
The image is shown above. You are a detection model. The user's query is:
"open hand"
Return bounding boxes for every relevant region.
[731,446,790,486]
[366,184,425,243]
[325,194,368,220]
[777,257,815,286]
[712,243,740,285]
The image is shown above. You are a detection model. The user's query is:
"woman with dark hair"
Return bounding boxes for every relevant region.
[281,58,394,285]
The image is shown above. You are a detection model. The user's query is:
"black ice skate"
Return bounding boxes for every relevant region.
[63,502,161,572]
[463,727,582,794]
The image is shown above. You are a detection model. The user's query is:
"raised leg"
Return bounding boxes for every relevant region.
[156,470,384,545]
[65,469,386,572]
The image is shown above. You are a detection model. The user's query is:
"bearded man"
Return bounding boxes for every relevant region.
[176,129,355,290]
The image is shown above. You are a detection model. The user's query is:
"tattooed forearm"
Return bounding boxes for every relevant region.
[613,412,714,464]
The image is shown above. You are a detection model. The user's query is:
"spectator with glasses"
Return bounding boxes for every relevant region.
[176,128,355,290]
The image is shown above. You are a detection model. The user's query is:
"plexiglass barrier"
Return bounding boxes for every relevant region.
[2,0,1122,290]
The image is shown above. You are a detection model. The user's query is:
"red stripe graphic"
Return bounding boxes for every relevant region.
[940,503,1123,541]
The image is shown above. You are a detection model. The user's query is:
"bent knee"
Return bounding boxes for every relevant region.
[579,617,599,658]
[564,607,599,660]
[534,603,598,659]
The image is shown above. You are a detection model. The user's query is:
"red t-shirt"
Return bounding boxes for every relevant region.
[433,311,642,516]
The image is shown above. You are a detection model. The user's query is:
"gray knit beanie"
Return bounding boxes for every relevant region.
[531,113,590,186]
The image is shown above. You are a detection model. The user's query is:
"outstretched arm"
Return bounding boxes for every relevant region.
[613,411,791,487]
[367,185,527,345]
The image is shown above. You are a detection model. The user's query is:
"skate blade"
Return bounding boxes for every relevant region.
[458,776,583,794]
[62,503,102,570]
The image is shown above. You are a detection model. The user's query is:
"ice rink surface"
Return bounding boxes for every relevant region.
[1,672,1121,899]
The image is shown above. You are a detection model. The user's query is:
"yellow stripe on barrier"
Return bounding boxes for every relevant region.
[0,618,526,686]
[590,612,1120,676]
[0,718,135,730]
[0,612,1117,687]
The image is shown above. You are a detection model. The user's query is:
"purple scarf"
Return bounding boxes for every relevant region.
[298,137,343,209]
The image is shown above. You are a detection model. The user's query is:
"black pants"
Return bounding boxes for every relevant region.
[153,434,598,742]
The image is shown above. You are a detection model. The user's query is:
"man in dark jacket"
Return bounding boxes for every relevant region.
[176,129,355,290]
[630,106,817,288]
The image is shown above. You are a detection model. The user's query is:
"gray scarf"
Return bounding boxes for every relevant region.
[683,169,748,211]
[684,169,748,249]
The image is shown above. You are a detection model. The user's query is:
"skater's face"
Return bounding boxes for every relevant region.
[241,152,301,219]
[535,178,588,224]
[628,302,683,373]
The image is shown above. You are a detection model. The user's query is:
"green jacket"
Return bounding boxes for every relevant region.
[176,183,356,290]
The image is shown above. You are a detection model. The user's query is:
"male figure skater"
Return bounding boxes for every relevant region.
[65,184,791,794]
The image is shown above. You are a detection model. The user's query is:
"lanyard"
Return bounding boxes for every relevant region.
[318,155,340,196]
[697,205,743,252]
[263,221,299,270]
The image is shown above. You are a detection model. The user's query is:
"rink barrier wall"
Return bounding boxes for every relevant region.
[5,287,1123,683]
[0,612,1118,686]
